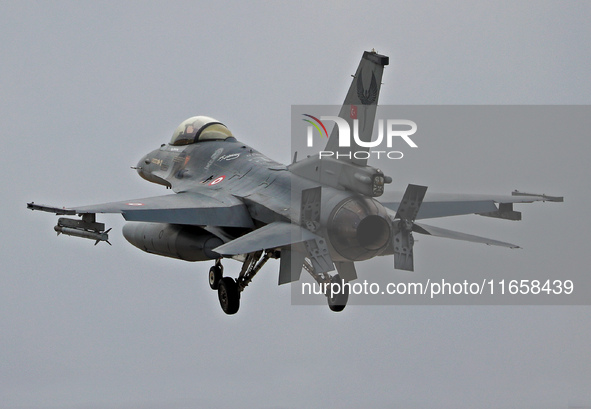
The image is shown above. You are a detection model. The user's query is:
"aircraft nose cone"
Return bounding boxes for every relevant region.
[138,154,149,167]
[136,155,149,177]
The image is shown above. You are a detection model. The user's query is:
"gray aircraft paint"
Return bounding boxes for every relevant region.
[27,51,563,314]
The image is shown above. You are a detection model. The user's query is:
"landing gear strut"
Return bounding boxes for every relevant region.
[209,251,274,315]
[208,260,223,290]
[209,252,348,314]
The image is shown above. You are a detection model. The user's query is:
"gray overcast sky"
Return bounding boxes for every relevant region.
[2,1,591,408]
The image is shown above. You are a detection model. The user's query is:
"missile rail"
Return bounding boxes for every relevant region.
[27,202,110,245]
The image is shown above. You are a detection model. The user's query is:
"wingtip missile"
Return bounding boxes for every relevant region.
[512,190,564,202]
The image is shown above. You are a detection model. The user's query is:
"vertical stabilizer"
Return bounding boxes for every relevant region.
[324,50,389,166]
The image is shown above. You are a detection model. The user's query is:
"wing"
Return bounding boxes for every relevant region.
[28,191,254,228]
[380,190,563,220]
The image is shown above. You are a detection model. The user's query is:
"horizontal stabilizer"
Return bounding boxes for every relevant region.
[214,222,317,256]
[413,222,520,249]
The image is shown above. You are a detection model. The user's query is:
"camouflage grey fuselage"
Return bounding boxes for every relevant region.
[27,50,562,315]
[137,136,392,263]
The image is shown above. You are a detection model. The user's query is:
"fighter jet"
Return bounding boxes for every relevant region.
[28,50,562,314]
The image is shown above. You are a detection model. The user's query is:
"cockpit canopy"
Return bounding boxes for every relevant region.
[169,116,233,146]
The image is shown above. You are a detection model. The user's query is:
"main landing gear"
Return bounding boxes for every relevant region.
[209,251,272,315]
[209,252,350,314]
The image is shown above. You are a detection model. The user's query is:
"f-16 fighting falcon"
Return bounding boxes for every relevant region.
[28,50,562,314]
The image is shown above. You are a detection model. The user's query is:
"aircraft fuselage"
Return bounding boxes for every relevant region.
[137,137,393,263]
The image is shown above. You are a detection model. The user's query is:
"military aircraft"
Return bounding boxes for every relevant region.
[28,50,562,314]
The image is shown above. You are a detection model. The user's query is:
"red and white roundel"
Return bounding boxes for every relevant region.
[209,175,226,186]
[126,202,144,206]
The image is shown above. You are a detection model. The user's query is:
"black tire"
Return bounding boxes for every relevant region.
[327,274,349,312]
[208,266,222,290]
[218,277,240,315]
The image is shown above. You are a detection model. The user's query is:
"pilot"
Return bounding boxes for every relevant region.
[185,124,195,136]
